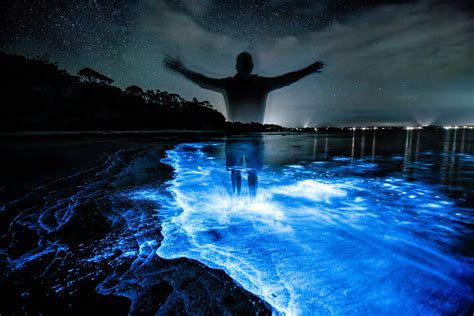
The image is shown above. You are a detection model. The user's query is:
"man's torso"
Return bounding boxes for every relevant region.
[222,75,270,124]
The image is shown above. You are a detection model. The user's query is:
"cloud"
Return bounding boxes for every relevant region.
[262,1,474,126]
[262,1,473,79]
[182,0,212,17]
[138,0,474,126]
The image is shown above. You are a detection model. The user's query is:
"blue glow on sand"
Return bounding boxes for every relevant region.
[128,142,474,315]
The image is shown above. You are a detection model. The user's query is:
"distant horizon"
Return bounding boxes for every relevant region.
[1,125,473,135]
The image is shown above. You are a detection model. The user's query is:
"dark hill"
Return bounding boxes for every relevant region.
[0,52,226,131]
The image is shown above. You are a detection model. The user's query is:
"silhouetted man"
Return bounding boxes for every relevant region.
[163,52,324,123]
[163,52,323,197]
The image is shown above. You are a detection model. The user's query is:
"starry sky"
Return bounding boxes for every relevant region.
[1,0,473,127]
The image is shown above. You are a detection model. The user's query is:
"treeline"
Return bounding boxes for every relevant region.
[0,52,226,131]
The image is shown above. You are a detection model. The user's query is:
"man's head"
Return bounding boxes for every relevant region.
[236,52,254,78]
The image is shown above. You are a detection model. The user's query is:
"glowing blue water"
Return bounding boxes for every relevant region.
[135,142,474,315]
[2,131,473,314]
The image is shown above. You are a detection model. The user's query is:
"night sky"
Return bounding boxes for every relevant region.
[1,0,473,127]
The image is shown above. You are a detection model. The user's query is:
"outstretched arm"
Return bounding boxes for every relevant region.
[265,61,324,91]
[163,55,226,92]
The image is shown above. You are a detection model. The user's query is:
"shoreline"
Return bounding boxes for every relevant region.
[0,139,272,315]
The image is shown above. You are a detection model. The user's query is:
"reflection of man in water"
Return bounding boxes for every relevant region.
[164,52,323,123]
[225,136,264,197]
[164,52,323,196]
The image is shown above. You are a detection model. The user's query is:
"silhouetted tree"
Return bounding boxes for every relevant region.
[125,85,144,96]
[33,53,52,64]
[78,68,113,85]
[0,52,228,131]
[144,90,156,103]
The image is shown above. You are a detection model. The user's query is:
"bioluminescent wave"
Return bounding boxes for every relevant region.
[147,142,474,315]
[2,132,473,314]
